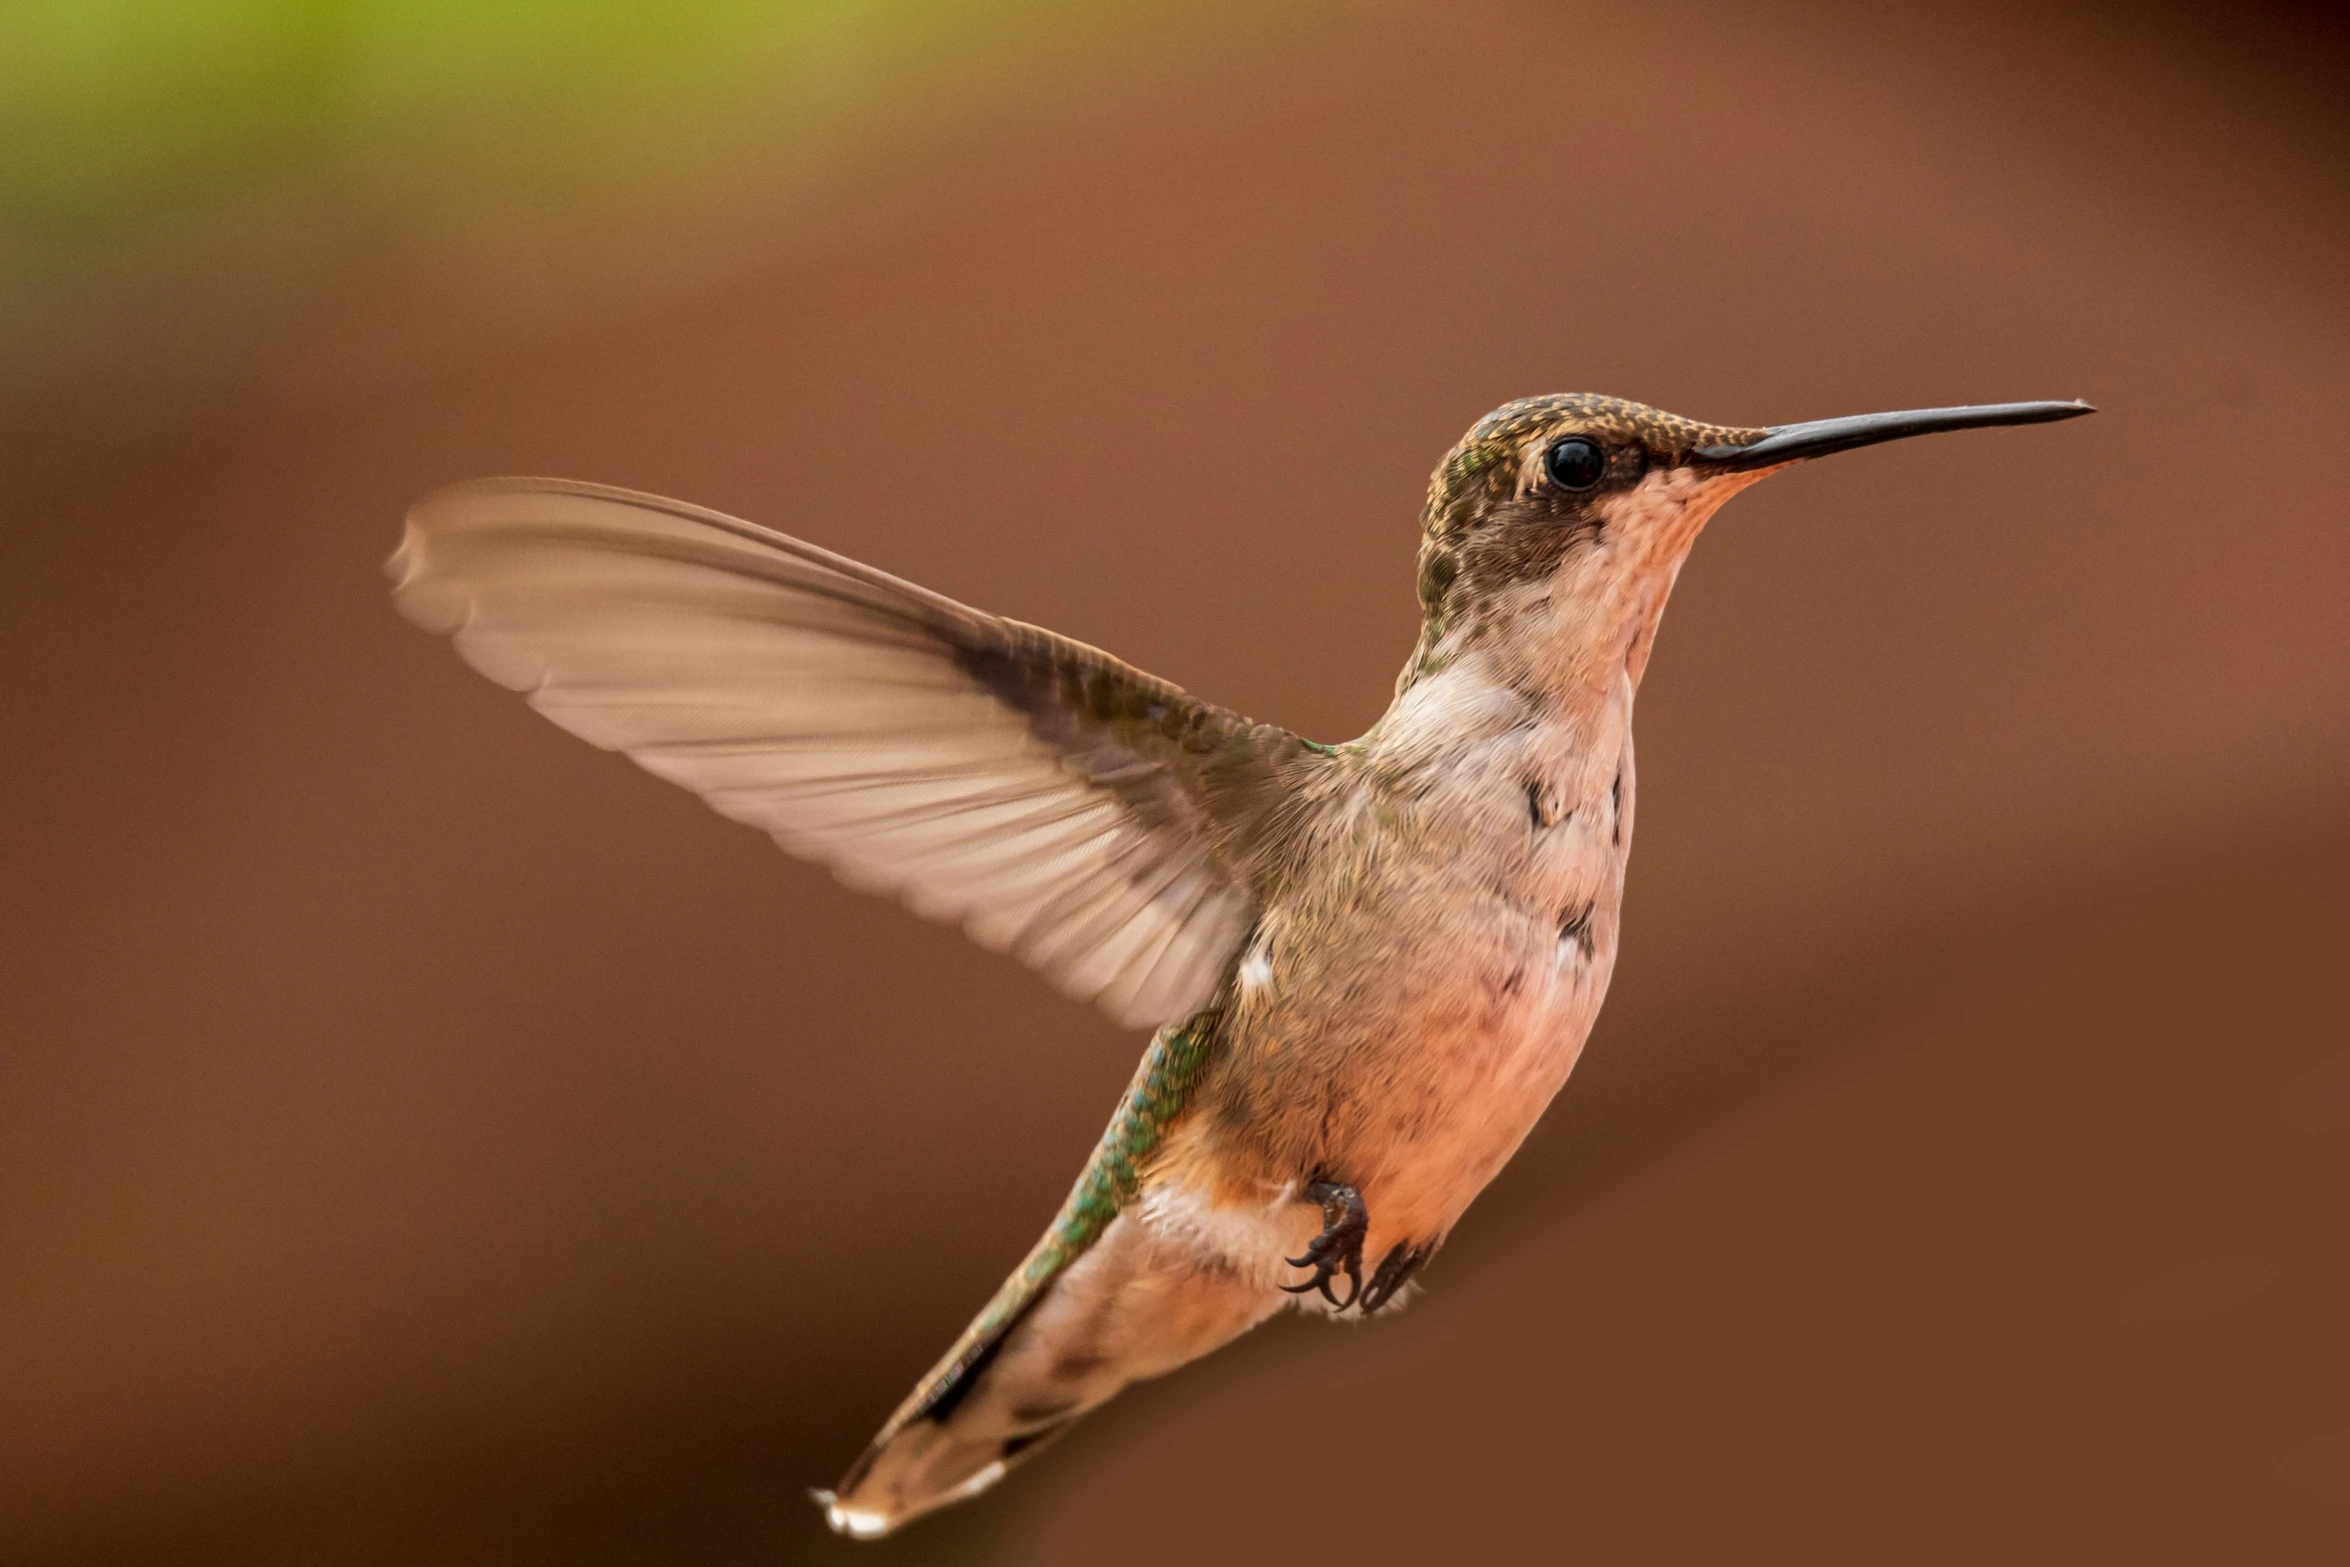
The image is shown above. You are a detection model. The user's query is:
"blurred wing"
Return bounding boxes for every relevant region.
[390,479,1322,1029]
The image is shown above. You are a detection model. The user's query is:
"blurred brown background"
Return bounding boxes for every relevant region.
[2,2,2345,1562]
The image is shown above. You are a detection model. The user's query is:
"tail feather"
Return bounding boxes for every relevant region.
[819,1008,1259,1538]
[819,1207,1275,1538]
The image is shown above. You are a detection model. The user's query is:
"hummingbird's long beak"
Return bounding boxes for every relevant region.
[1695,399,2094,469]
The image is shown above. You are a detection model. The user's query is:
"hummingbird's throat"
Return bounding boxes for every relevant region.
[1425,466,1759,702]
[1588,463,1769,570]
[1578,466,1765,686]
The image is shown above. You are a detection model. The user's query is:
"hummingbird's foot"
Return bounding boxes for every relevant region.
[1281,1180,1368,1310]
[1359,1241,1433,1315]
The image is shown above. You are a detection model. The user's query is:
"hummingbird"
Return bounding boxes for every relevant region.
[389,391,2091,1537]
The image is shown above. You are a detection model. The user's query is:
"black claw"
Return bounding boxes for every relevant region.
[1360,1241,1435,1315]
[1281,1180,1368,1309]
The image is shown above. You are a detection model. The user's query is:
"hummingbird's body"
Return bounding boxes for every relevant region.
[1172,590,1643,1276]
[390,392,2089,1538]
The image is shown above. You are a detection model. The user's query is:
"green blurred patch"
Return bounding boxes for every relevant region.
[0,0,1112,237]
[0,0,1313,432]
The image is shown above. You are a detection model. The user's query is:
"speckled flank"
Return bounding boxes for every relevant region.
[1049,1004,1222,1259]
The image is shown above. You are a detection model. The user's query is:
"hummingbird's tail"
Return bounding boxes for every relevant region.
[818,1209,1275,1538]
[817,1008,1274,1538]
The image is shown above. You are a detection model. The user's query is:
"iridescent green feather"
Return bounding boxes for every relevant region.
[907,1004,1223,1422]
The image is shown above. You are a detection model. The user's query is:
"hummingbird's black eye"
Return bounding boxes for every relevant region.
[1545,436,1605,491]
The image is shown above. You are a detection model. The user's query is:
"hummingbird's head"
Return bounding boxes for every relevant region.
[1405,392,2091,693]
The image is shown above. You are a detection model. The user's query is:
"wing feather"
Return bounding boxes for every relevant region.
[390,478,1322,1028]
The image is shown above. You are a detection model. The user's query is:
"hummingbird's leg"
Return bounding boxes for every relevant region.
[1358,1241,1433,1315]
[1281,1180,1368,1310]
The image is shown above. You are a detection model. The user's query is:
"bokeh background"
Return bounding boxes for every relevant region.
[3,2,2345,1562]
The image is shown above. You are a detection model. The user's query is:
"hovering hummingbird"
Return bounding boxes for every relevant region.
[390,392,2090,1537]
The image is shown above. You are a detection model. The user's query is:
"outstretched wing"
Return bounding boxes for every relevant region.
[390,478,1324,1029]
